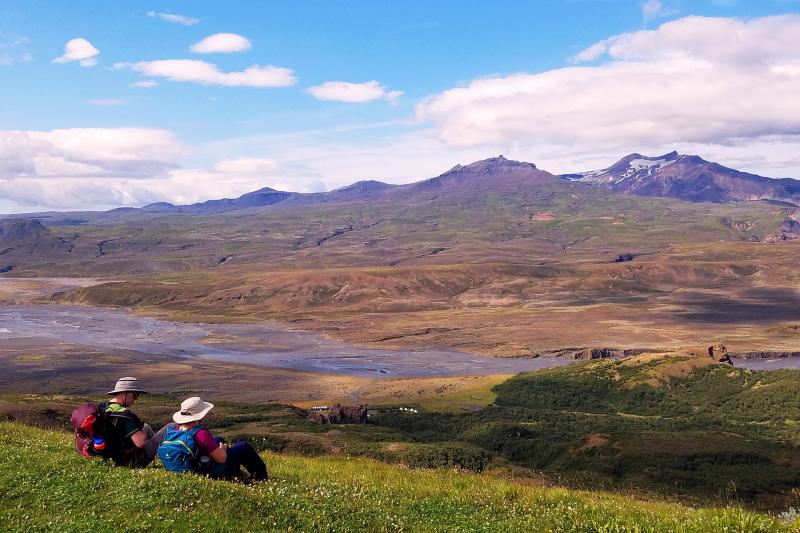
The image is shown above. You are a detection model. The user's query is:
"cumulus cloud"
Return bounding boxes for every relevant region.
[307,80,402,103]
[117,59,296,87]
[0,155,303,211]
[146,11,199,26]
[0,129,312,210]
[0,128,185,181]
[190,33,251,53]
[53,38,99,66]
[417,15,800,150]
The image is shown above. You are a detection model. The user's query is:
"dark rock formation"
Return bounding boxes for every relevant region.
[307,404,368,424]
[730,351,800,359]
[708,343,733,365]
[574,347,617,360]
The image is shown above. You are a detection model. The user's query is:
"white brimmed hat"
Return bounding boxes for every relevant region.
[107,376,147,395]
[173,396,214,424]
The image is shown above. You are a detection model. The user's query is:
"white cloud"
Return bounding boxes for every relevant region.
[642,0,671,22]
[417,15,800,150]
[118,59,296,87]
[0,128,185,181]
[0,129,311,210]
[307,80,403,103]
[0,156,298,211]
[53,38,99,66]
[190,33,251,54]
[146,11,199,26]
[131,80,158,88]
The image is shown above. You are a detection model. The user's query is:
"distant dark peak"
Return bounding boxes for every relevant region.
[450,155,537,174]
[0,218,49,242]
[143,202,175,209]
[242,186,280,195]
[333,180,390,192]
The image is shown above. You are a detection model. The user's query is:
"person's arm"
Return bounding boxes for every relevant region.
[130,430,149,449]
[196,428,227,463]
[209,442,228,464]
[116,416,147,448]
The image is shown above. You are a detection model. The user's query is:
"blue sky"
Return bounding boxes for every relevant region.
[2,1,800,212]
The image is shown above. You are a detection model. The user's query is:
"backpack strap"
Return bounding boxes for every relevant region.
[104,403,141,425]
[162,425,205,459]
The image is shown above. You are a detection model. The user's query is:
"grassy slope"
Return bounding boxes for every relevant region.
[1,423,796,532]
[373,357,800,506]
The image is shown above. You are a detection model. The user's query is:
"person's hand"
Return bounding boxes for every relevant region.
[219,442,228,451]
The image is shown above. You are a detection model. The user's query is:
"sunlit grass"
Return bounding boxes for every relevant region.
[1,422,795,532]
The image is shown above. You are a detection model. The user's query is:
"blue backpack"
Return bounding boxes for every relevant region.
[158,425,204,473]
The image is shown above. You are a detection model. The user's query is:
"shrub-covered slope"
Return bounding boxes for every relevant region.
[374,356,800,505]
[0,423,795,532]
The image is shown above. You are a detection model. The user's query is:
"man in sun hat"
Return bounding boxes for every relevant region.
[158,396,268,481]
[101,376,173,467]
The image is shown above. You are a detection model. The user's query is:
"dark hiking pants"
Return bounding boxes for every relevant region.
[212,438,268,481]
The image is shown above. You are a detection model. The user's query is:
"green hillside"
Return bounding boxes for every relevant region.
[0,423,796,532]
[373,356,800,505]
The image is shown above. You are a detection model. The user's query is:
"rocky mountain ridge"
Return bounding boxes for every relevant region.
[563,151,800,204]
[5,154,800,224]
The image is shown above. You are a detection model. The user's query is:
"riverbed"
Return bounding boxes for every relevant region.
[0,304,576,378]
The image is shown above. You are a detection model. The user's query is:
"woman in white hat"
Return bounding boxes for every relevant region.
[159,396,268,481]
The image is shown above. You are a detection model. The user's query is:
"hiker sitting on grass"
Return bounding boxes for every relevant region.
[158,396,268,482]
[102,377,173,467]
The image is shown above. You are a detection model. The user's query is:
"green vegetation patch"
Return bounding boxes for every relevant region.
[0,422,794,532]
[372,358,800,507]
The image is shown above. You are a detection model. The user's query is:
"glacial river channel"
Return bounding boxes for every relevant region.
[0,305,576,378]
[1,303,797,377]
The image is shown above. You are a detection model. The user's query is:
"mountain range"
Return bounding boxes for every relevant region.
[562,151,800,204]
[121,151,800,214]
[115,152,800,214]
[7,152,798,224]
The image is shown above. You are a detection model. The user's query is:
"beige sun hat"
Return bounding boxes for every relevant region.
[173,396,215,424]
[107,376,147,395]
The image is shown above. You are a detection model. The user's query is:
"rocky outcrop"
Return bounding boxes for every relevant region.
[613,253,636,263]
[765,219,800,243]
[707,343,733,365]
[730,351,800,359]
[307,404,368,424]
[573,347,617,360]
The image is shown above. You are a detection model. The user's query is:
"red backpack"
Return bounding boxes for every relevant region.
[71,402,119,460]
